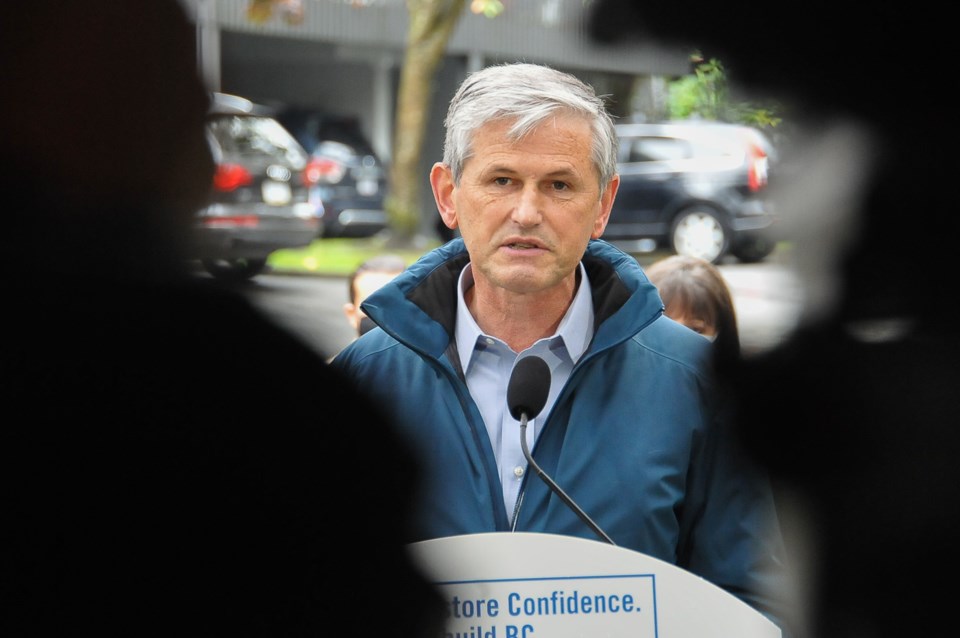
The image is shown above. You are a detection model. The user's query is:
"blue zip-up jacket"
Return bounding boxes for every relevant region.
[333,238,789,627]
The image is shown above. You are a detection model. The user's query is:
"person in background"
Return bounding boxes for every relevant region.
[645,254,741,362]
[333,61,792,633]
[344,254,407,336]
[0,2,444,636]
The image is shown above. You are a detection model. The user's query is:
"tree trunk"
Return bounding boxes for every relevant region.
[385,0,467,246]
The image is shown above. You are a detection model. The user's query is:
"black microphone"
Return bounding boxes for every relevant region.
[507,356,552,422]
[507,356,615,545]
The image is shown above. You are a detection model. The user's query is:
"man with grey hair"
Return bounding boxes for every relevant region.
[333,62,790,631]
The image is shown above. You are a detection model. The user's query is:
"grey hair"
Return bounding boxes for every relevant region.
[442,62,619,192]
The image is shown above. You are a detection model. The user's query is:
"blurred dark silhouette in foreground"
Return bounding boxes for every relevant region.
[1,2,444,636]
[589,3,957,638]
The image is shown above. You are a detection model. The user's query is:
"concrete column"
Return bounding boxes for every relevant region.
[372,54,395,163]
[195,0,221,91]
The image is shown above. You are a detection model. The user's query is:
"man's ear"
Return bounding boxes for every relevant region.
[430,162,459,230]
[592,174,620,239]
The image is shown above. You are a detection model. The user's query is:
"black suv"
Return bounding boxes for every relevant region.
[192,93,321,281]
[605,121,779,264]
[276,109,389,239]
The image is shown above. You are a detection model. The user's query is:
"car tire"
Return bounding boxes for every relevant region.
[670,207,729,264]
[732,236,776,264]
[201,257,269,282]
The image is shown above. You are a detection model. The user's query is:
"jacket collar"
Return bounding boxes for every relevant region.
[360,238,664,359]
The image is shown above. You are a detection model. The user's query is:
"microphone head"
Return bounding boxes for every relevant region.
[507,356,552,421]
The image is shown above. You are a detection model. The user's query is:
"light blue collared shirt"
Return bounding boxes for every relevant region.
[455,262,594,521]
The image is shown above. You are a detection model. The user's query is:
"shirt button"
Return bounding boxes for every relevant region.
[514,466,525,478]
[484,337,495,345]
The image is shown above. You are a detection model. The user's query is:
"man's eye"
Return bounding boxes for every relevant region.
[552,181,569,191]
[493,177,511,186]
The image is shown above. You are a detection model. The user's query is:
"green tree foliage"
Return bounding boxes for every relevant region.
[246,0,304,25]
[668,55,782,131]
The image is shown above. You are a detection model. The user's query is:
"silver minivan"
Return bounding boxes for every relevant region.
[605,120,779,264]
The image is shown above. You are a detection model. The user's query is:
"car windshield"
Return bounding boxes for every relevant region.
[313,140,361,162]
[207,115,307,169]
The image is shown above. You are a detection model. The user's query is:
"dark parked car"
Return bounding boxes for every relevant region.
[604,120,779,264]
[276,109,389,238]
[192,93,321,281]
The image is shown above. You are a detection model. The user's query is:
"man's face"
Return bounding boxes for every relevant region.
[432,114,619,296]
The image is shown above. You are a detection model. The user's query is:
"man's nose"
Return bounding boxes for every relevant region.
[511,186,543,227]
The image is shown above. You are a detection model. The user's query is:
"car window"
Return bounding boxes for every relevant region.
[688,135,741,159]
[626,136,692,162]
[207,115,307,168]
[313,140,359,162]
[278,109,379,158]
[315,127,378,156]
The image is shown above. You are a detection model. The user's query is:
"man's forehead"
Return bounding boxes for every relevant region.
[473,112,592,139]
[463,117,598,180]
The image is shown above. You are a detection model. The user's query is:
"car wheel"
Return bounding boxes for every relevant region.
[670,207,728,264]
[201,257,268,281]
[732,236,776,263]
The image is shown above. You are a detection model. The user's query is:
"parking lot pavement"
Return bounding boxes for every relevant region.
[718,262,804,356]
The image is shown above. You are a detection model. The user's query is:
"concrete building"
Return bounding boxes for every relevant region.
[186,0,689,152]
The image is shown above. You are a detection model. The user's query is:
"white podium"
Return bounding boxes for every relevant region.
[408,532,781,638]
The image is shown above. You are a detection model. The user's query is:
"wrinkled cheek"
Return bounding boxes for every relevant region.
[456,201,509,242]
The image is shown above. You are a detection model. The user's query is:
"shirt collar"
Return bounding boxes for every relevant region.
[455,262,594,373]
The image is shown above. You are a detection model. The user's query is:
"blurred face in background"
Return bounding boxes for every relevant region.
[662,303,718,341]
[344,270,403,335]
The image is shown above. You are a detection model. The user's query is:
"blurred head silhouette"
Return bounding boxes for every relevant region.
[3,0,214,280]
[1,3,447,637]
[588,4,958,638]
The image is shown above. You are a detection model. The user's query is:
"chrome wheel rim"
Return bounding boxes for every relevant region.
[673,212,725,262]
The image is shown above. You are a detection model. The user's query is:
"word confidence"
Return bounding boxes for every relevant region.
[446,590,638,619]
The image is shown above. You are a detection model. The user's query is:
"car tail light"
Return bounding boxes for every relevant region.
[746,144,769,192]
[213,163,253,192]
[201,215,259,228]
[304,157,347,185]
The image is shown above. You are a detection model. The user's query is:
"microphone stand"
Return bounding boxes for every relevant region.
[519,413,616,545]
